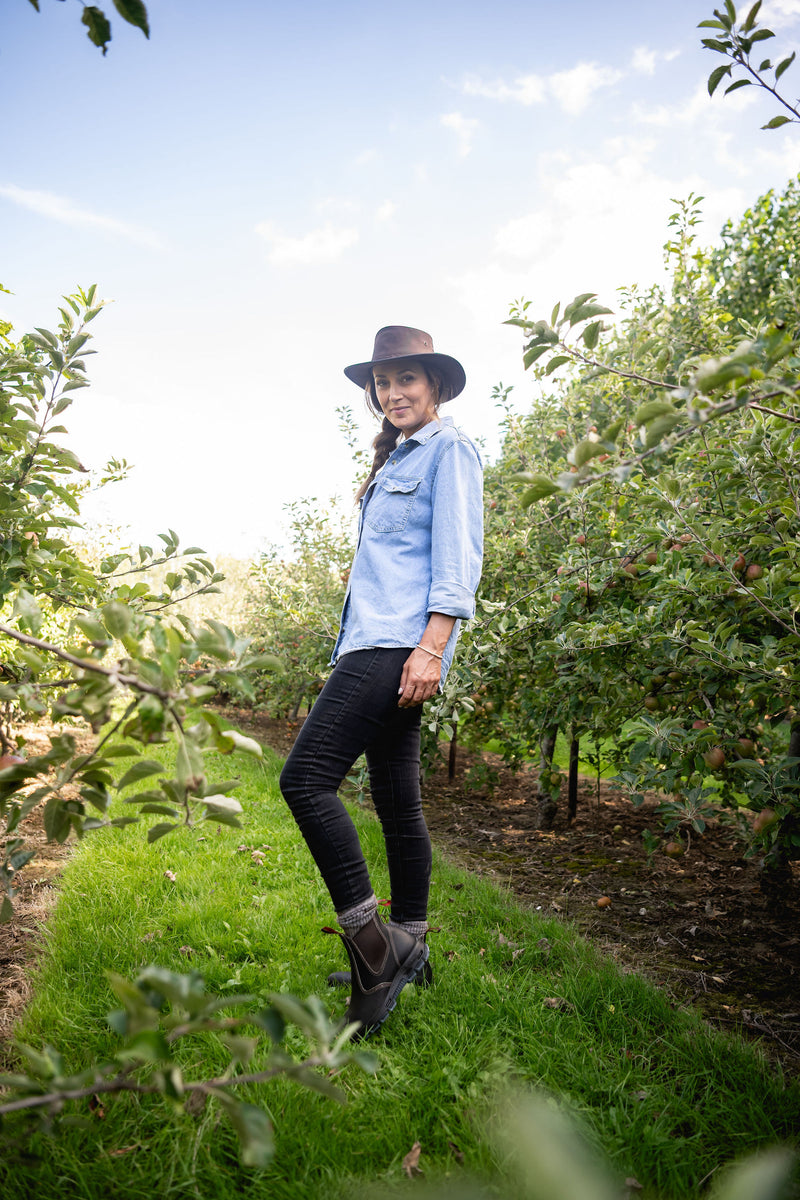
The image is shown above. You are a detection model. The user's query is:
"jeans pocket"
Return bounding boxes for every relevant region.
[364,478,421,533]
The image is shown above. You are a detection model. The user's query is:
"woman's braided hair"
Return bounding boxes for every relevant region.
[355,364,452,503]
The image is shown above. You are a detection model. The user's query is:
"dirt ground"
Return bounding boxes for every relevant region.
[2,712,799,1080]
[234,710,800,1078]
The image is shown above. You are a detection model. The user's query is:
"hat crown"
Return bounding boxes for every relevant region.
[343,325,466,399]
[371,326,434,364]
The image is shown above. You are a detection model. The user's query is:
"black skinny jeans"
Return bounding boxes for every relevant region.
[279,648,432,923]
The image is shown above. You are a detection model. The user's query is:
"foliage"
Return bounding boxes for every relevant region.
[710,173,800,335]
[244,495,355,718]
[26,0,150,55]
[0,964,375,1168]
[699,1,799,130]
[0,284,280,920]
[421,15,800,876]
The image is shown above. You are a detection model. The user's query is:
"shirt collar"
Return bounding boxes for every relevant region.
[403,415,454,447]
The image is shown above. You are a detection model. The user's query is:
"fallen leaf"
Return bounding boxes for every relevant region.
[543,996,571,1010]
[536,937,552,957]
[402,1141,422,1178]
[108,1145,141,1157]
[179,945,194,957]
[625,1178,643,1191]
[89,1094,106,1119]
[163,870,177,882]
[447,1140,465,1164]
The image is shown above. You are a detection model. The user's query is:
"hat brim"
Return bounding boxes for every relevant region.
[344,352,466,399]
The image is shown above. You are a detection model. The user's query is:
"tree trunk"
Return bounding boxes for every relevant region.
[759,717,800,906]
[567,733,579,824]
[448,725,458,781]
[535,724,559,830]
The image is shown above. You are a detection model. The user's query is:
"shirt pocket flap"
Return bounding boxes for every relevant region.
[379,478,421,495]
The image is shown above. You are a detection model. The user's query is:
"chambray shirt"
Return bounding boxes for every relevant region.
[332,415,483,683]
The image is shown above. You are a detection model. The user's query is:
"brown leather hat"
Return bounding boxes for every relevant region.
[344,326,466,399]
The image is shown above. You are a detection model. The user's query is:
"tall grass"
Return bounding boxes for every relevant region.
[2,735,798,1199]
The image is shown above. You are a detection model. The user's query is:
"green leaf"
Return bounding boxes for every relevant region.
[147,822,178,843]
[697,18,727,28]
[219,1099,274,1169]
[749,28,775,42]
[775,52,796,80]
[202,794,244,816]
[120,1030,170,1062]
[761,114,792,129]
[600,417,625,442]
[523,343,551,370]
[0,895,14,923]
[645,412,682,447]
[702,38,732,53]
[81,6,112,53]
[723,0,736,24]
[568,302,613,326]
[518,474,560,506]
[708,63,733,96]
[116,761,165,791]
[633,400,677,425]
[219,730,263,758]
[112,0,150,37]
[582,320,603,350]
[741,1,762,33]
[571,439,607,468]
[724,78,752,93]
[102,600,131,638]
[545,355,571,376]
[564,292,597,319]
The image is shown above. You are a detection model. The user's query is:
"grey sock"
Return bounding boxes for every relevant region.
[389,918,428,938]
[337,893,378,938]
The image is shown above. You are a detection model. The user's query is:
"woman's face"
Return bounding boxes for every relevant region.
[372,359,438,437]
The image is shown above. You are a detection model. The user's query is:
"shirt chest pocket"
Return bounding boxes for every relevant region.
[364,477,422,533]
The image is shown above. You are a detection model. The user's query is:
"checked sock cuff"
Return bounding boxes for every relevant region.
[336,893,378,938]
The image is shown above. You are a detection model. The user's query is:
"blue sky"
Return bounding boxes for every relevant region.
[2,0,799,557]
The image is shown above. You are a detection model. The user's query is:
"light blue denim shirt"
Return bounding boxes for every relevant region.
[332,415,484,683]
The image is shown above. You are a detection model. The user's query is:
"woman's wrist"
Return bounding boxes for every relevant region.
[415,643,443,661]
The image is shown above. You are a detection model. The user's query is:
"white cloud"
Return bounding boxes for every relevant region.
[458,61,623,116]
[761,0,800,28]
[255,219,358,264]
[461,73,546,104]
[441,111,480,156]
[634,79,758,130]
[454,140,747,342]
[549,62,624,116]
[0,183,163,248]
[375,200,396,222]
[631,45,682,75]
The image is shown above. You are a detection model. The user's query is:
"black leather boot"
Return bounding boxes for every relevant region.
[325,914,429,1039]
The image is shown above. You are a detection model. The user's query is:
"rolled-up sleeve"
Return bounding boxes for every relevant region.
[428,436,484,618]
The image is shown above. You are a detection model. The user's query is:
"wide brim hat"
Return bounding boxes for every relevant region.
[344,326,466,400]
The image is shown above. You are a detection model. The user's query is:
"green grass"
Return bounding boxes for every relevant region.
[2,733,798,1199]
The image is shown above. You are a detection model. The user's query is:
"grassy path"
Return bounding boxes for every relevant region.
[1,738,798,1198]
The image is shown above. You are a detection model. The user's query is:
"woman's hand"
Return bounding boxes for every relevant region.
[397,647,443,708]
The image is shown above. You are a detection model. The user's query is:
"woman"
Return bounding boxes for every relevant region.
[279,325,483,1039]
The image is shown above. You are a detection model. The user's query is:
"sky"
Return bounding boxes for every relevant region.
[2,0,799,560]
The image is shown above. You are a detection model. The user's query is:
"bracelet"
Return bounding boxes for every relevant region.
[416,643,443,660]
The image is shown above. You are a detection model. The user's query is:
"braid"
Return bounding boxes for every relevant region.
[355,416,398,503]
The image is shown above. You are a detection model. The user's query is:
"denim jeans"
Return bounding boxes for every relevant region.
[279,648,432,922]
